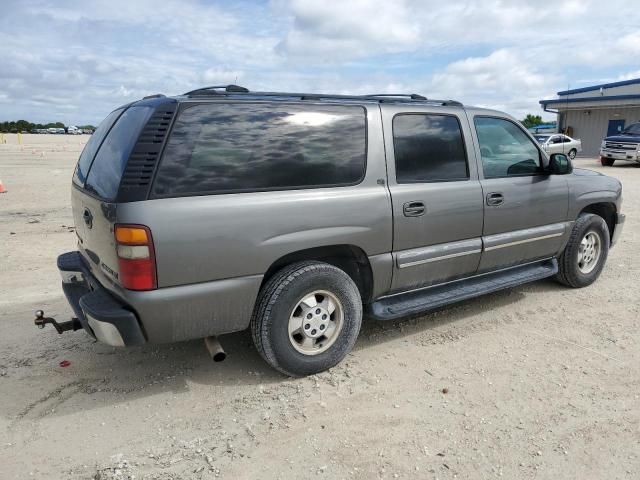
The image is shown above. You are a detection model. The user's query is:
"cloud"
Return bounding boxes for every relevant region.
[276,0,420,59]
[0,0,639,124]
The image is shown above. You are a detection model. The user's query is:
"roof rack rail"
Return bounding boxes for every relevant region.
[184,84,249,96]
[182,86,462,106]
[142,93,166,100]
[364,93,427,100]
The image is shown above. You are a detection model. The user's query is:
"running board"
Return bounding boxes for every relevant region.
[368,259,558,321]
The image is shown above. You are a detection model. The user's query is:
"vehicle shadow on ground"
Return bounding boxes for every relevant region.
[3,280,559,424]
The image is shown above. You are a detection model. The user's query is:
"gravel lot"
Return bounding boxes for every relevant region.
[1,134,638,479]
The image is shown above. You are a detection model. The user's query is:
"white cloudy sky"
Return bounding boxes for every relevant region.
[1,0,639,125]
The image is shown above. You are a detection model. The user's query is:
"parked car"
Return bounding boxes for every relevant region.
[534,133,582,159]
[599,122,640,166]
[36,86,625,376]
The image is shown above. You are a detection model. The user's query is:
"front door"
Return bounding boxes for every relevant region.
[470,116,570,273]
[547,134,564,154]
[382,106,484,293]
[607,119,625,137]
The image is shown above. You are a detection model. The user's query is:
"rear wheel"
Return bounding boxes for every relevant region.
[601,157,615,166]
[568,148,577,160]
[555,214,610,288]
[251,261,362,376]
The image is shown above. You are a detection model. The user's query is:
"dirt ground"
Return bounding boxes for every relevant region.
[0,134,638,480]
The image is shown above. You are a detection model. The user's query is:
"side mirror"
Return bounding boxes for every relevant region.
[548,153,572,175]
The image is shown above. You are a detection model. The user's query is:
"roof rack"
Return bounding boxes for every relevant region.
[183,85,250,96]
[364,93,427,100]
[181,85,462,106]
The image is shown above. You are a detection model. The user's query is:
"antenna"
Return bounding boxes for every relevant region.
[562,83,573,153]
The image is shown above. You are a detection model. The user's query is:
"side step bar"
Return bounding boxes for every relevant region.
[368,259,558,321]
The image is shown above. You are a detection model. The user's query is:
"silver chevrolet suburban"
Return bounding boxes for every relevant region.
[36,85,625,376]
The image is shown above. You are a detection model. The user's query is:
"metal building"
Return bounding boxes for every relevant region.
[539,78,640,156]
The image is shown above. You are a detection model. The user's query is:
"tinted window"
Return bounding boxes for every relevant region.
[84,106,154,200]
[152,103,366,196]
[73,108,123,187]
[474,117,542,178]
[534,135,550,143]
[393,114,468,183]
[622,123,640,135]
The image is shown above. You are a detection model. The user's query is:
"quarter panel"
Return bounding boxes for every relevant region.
[125,274,263,342]
[117,104,392,289]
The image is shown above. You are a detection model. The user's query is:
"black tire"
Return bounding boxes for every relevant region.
[601,157,615,166]
[555,213,610,288]
[568,148,577,160]
[251,261,362,377]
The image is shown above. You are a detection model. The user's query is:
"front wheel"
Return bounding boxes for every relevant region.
[601,157,615,166]
[555,214,610,288]
[251,261,362,376]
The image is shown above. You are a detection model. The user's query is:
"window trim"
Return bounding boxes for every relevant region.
[391,112,470,184]
[150,101,369,199]
[473,115,546,180]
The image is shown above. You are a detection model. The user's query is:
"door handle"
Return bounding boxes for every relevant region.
[82,208,93,228]
[486,192,504,206]
[403,201,426,217]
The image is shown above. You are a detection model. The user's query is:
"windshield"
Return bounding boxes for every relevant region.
[534,135,550,143]
[621,123,640,135]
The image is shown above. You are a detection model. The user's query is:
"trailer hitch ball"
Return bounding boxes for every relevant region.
[35,310,46,329]
[33,310,82,334]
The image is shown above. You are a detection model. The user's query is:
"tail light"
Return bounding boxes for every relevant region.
[114,224,157,290]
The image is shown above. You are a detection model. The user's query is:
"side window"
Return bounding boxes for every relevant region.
[152,103,366,197]
[562,136,571,143]
[73,108,123,187]
[393,114,468,183]
[474,117,542,178]
[84,106,154,200]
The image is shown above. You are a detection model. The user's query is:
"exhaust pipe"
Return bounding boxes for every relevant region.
[204,336,227,362]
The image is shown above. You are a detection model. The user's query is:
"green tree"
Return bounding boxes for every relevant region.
[521,114,544,129]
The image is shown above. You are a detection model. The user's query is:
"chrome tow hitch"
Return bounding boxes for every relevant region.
[34,310,82,334]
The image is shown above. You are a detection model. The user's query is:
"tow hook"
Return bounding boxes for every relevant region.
[34,310,82,334]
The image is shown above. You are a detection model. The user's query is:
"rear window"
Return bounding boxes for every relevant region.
[151,103,367,197]
[73,108,123,187]
[83,106,154,200]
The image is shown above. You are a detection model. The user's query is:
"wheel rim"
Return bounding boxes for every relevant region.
[288,290,344,356]
[569,150,576,159]
[577,231,601,274]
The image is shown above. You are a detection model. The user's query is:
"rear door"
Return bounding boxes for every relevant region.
[72,105,154,290]
[469,115,569,273]
[382,105,484,293]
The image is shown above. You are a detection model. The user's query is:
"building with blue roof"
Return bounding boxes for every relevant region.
[539,78,640,156]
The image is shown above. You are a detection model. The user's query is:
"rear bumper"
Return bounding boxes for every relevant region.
[59,251,263,344]
[611,213,625,247]
[58,252,146,346]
